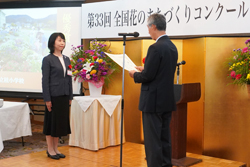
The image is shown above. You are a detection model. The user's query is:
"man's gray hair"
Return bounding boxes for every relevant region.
[147,13,166,31]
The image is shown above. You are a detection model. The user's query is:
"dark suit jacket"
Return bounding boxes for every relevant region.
[134,35,178,113]
[42,54,73,102]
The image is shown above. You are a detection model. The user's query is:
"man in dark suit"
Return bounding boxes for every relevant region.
[129,13,178,167]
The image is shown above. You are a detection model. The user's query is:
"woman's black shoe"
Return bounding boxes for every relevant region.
[46,151,60,160]
[57,153,66,158]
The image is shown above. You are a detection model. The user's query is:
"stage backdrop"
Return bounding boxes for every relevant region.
[81,0,250,39]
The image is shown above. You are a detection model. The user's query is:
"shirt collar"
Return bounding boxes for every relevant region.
[156,34,167,42]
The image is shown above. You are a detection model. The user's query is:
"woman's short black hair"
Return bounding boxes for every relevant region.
[48,32,65,54]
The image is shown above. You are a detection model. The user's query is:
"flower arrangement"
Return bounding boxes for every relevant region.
[70,39,119,88]
[227,39,250,86]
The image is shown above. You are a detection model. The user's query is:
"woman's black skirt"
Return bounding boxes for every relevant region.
[43,95,71,137]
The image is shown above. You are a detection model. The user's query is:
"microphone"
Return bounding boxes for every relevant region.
[118,32,139,37]
[177,60,186,66]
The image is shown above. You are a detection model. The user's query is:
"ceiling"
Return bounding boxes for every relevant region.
[0,0,112,8]
[0,0,111,2]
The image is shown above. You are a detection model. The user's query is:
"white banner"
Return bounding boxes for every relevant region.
[81,0,250,39]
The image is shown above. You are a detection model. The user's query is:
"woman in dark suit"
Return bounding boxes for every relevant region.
[42,32,73,160]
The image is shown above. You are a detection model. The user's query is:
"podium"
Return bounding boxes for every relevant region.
[171,83,202,166]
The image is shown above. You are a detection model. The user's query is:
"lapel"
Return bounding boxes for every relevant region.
[63,55,68,68]
[63,55,68,76]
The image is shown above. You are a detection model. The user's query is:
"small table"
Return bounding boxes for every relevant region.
[69,95,125,151]
[0,101,32,150]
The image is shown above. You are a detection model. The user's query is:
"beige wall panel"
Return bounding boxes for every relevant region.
[102,40,143,143]
[141,40,154,61]
[173,40,183,84]
[204,37,250,165]
[124,40,143,143]
[102,41,123,96]
[182,38,205,154]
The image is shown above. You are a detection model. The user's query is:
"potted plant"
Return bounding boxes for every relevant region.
[70,39,119,96]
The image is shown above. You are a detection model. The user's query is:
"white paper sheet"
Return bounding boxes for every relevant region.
[105,52,139,71]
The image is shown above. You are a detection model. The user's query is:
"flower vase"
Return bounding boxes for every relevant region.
[88,82,103,97]
[247,84,250,98]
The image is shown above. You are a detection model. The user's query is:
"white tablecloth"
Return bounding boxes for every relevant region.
[0,101,32,152]
[0,129,3,153]
[69,95,125,151]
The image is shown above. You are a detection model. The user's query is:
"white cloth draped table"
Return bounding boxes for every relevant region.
[0,101,32,151]
[69,95,125,151]
[0,129,3,153]
[73,95,121,116]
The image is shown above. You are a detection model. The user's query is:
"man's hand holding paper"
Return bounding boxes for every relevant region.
[129,66,144,78]
[105,52,139,72]
[135,66,144,72]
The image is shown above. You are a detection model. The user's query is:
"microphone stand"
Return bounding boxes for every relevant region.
[176,65,180,84]
[119,35,126,167]
[176,61,185,84]
[118,32,139,167]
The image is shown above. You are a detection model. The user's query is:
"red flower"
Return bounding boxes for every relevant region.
[236,74,242,80]
[142,57,146,64]
[93,56,98,60]
[90,63,95,66]
[68,65,72,69]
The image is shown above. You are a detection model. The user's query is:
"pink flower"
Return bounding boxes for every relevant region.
[77,45,83,48]
[230,71,236,78]
[242,47,248,53]
[86,74,91,80]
